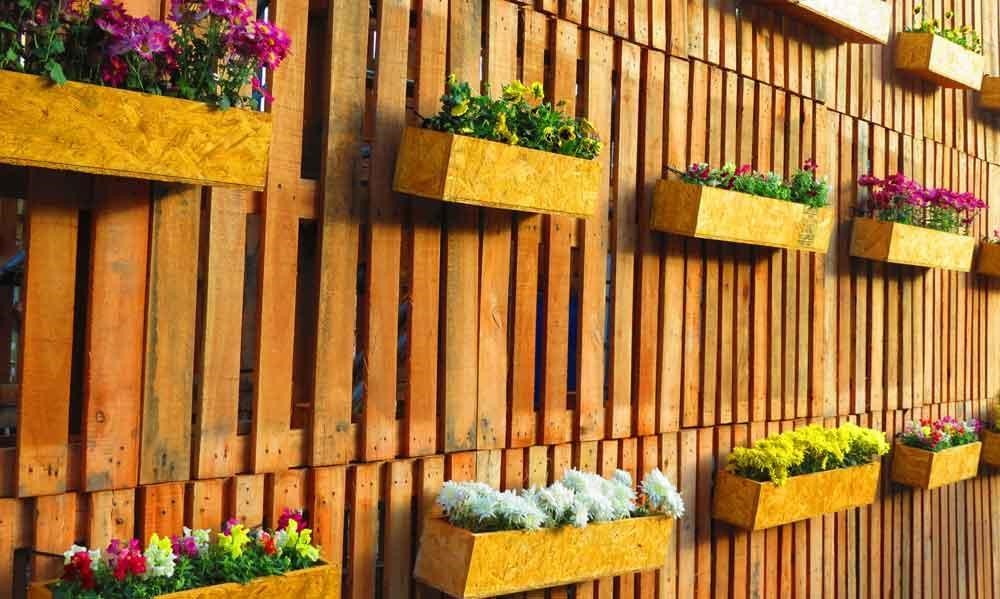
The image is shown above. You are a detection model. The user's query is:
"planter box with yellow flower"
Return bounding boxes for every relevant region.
[754,0,890,44]
[890,418,982,489]
[712,423,889,531]
[394,77,603,219]
[849,218,976,271]
[651,162,834,252]
[894,31,984,90]
[0,67,272,191]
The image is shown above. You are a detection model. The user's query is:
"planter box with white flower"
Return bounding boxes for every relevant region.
[890,441,981,489]
[754,0,890,44]
[849,218,976,271]
[894,32,984,90]
[980,430,1000,466]
[30,564,340,599]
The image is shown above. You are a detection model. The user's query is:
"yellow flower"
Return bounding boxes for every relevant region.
[530,81,544,99]
[557,125,576,142]
[912,4,921,13]
[502,80,529,102]
[944,9,953,19]
[218,524,251,558]
[447,73,458,87]
[147,533,172,553]
[450,100,469,117]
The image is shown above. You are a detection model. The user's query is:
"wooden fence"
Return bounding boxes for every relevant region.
[2,0,1000,596]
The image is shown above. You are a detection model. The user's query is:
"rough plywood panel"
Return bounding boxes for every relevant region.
[393,127,602,218]
[413,516,674,597]
[0,70,272,189]
[976,242,1000,276]
[29,564,340,599]
[849,217,976,271]
[755,0,890,44]
[650,178,835,252]
[894,32,984,90]
[712,462,882,531]
[890,441,981,489]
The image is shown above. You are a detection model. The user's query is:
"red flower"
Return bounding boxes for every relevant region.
[259,531,278,555]
[62,551,96,590]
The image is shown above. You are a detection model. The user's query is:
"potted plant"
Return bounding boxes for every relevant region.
[980,75,1000,110]
[850,172,982,271]
[753,0,890,44]
[0,0,288,189]
[414,469,684,598]
[30,509,337,599]
[890,417,982,489]
[980,399,1000,466]
[713,422,889,531]
[393,75,603,218]
[977,230,1000,276]
[650,159,835,252]
[895,6,984,90]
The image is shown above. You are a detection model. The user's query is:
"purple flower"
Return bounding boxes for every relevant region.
[171,535,199,558]
[278,507,306,531]
[222,517,240,534]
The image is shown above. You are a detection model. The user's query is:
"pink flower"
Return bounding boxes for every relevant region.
[101,55,127,86]
[252,76,273,104]
[278,507,306,531]
[803,158,818,173]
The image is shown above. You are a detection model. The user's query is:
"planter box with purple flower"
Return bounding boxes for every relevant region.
[895,32,984,90]
[0,70,272,190]
[849,218,976,271]
[650,178,835,252]
[754,0,890,44]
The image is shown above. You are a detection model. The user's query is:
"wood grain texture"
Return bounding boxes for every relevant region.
[0,71,271,189]
[849,217,976,271]
[894,32,985,91]
[890,441,982,489]
[29,565,340,599]
[393,127,602,217]
[650,179,835,252]
[979,76,1000,110]
[413,516,674,598]
[712,462,882,530]
[754,0,890,43]
[975,242,1000,276]
[980,431,1000,467]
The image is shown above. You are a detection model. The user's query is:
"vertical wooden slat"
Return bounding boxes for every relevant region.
[32,493,77,580]
[89,489,135,548]
[137,482,185,540]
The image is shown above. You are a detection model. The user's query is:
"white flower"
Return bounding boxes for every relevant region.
[571,499,590,527]
[495,491,546,530]
[641,468,685,518]
[63,544,88,564]
[143,535,176,578]
[612,469,633,488]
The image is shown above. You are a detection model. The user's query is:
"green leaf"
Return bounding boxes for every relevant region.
[0,22,18,32]
[45,61,67,85]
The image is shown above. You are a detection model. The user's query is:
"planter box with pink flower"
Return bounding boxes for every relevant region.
[890,417,982,489]
[0,0,289,190]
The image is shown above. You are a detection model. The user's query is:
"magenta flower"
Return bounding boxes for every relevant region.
[278,507,306,531]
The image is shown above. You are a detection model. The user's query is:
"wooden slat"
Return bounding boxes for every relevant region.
[137,482,185,541]
[88,488,135,548]
[32,493,76,581]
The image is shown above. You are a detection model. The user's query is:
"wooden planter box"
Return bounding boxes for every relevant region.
[976,242,1000,276]
[29,564,340,599]
[849,218,975,271]
[894,32,984,90]
[712,461,881,531]
[981,430,1000,466]
[890,441,981,489]
[393,127,602,218]
[754,0,890,44]
[413,516,673,598]
[979,76,1000,110]
[650,178,834,252]
[0,70,272,190]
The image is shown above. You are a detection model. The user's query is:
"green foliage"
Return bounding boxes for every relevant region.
[680,160,830,208]
[422,75,602,160]
[905,5,982,53]
[726,423,890,485]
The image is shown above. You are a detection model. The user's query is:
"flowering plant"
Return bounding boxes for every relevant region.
[53,509,321,598]
[0,0,290,108]
[906,5,982,53]
[679,159,830,208]
[726,423,890,485]
[422,74,602,160]
[898,417,981,451]
[436,469,684,533]
[857,172,985,235]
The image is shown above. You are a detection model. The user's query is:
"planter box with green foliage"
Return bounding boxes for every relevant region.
[895,32,984,90]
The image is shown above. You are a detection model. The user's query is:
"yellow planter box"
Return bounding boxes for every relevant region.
[849,218,975,271]
[890,441,981,489]
[979,76,1000,110]
[712,461,881,531]
[0,70,272,190]
[650,178,834,252]
[981,430,1000,467]
[976,242,1000,276]
[413,516,674,598]
[29,564,340,599]
[393,126,601,218]
[894,32,984,90]
[755,0,890,44]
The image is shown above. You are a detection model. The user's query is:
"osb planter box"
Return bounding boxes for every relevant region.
[392,127,601,218]
[29,564,340,599]
[712,461,881,531]
[650,178,834,252]
[979,76,1000,110]
[413,516,673,598]
[890,441,981,489]
[754,0,890,44]
[894,32,984,90]
[981,430,1000,466]
[849,217,975,271]
[976,242,1000,276]
[0,70,272,190]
